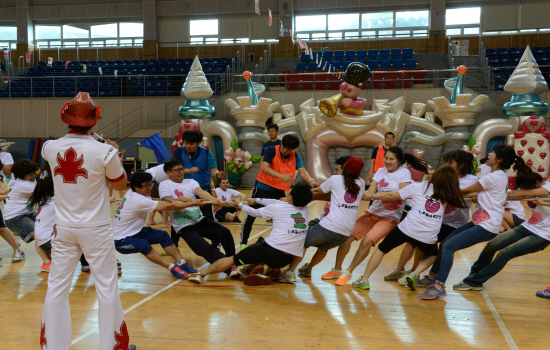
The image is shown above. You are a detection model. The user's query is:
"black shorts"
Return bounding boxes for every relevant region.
[378,226,439,256]
[215,207,236,222]
[40,241,52,252]
[512,214,524,227]
[151,181,160,199]
[0,209,5,228]
[437,224,456,243]
[233,237,293,269]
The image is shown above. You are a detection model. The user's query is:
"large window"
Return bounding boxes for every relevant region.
[446,7,480,36]
[296,10,429,41]
[35,22,143,48]
[190,19,218,44]
[0,26,17,40]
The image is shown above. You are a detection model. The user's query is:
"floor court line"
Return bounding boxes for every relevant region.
[458,250,519,350]
[70,200,318,346]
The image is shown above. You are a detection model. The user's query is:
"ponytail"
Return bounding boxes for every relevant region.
[493,144,518,170]
[343,169,360,195]
[442,150,475,175]
[0,160,3,182]
[513,156,541,189]
[28,177,54,208]
[386,146,428,173]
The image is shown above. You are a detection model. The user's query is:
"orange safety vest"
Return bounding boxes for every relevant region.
[373,145,385,174]
[256,145,296,191]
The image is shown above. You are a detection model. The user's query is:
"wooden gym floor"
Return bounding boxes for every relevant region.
[0,190,549,349]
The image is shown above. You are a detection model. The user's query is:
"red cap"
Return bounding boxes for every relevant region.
[60,92,101,127]
[344,156,364,176]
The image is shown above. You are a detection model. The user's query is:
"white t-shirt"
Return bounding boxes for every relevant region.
[42,133,125,227]
[159,179,204,231]
[477,164,491,179]
[368,167,412,222]
[145,164,168,184]
[505,191,527,220]
[473,170,508,234]
[397,182,447,244]
[3,179,36,220]
[318,175,365,237]
[214,187,241,202]
[0,151,14,185]
[443,174,479,228]
[522,182,550,241]
[35,197,56,246]
[112,190,159,241]
[240,198,309,256]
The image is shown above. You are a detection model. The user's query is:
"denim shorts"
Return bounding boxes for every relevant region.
[5,212,36,240]
[304,223,349,252]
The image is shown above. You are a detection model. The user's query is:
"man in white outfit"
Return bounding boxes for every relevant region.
[40,92,136,350]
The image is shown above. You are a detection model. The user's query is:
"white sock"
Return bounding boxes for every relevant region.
[168,263,175,270]
[177,259,185,265]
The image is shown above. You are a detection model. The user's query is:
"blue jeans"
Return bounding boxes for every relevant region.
[463,225,550,287]
[430,221,497,286]
[5,212,36,241]
[114,227,174,256]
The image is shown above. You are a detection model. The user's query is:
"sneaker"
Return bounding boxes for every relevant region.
[161,252,169,256]
[169,264,189,279]
[40,263,51,272]
[453,280,483,291]
[417,275,436,288]
[188,272,204,284]
[230,266,240,279]
[239,244,247,252]
[336,271,353,286]
[397,270,413,285]
[277,269,296,283]
[352,278,370,290]
[406,272,418,291]
[419,285,447,300]
[536,283,550,299]
[81,265,90,273]
[233,217,242,223]
[177,260,198,274]
[236,266,250,280]
[243,274,272,286]
[264,267,282,278]
[23,233,35,244]
[322,268,342,280]
[250,265,265,275]
[12,250,25,263]
[298,263,312,277]
[118,268,122,276]
[384,267,406,281]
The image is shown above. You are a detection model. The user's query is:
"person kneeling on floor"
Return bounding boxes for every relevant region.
[188,183,313,285]
[113,171,203,279]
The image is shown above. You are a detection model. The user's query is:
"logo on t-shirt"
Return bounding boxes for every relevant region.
[174,189,184,198]
[174,208,202,225]
[54,147,89,184]
[344,191,358,203]
[425,197,440,213]
[379,179,389,187]
[291,213,306,229]
[222,195,227,201]
[116,198,127,215]
[528,211,542,225]
[472,209,490,224]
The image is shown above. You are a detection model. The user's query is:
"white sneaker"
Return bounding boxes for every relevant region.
[12,250,25,263]
[277,269,296,283]
[384,267,406,281]
[398,270,413,285]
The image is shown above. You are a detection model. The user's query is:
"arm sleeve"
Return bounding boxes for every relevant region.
[173,147,182,161]
[139,197,159,213]
[239,203,274,218]
[319,176,334,194]
[478,173,493,191]
[400,169,413,183]
[256,198,283,206]
[263,147,275,165]
[4,152,14,165]
[398,183,417,200]
[105,151,125,182]
[371,147,378,158]
[295,153,304,169]
[207,150,218,169]
[158,182,171,199]
[372,170,382,183]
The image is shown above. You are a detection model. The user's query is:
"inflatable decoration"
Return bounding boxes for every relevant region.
[178,55,216,119]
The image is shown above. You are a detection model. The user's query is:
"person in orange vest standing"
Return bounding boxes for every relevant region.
[239,134,318,248]
[366,132,395,184]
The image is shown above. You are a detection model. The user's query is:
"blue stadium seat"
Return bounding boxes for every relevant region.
[535,54,548,63]
[323,51,333,61]
[300,52,310,62]
[307,62,318,71]
[510,54,521,64]
[379,49,390,60]
[545,47,550,54]
[368,60,380,70]
[485,49,497,56]
[345,50,355,61]
[496,48,508,55]
[392,59,403,70]
[404,59,416,69]
[533,47,545,54]
[402,48,414,59]
[380,59,392,70]
[296,62,307,71]
[500,55,511,65]
[368,49,378,61]
[509,48,520,55]
[342,61,352,70]
[391,49,401,59]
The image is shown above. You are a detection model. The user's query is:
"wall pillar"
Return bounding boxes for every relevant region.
[143,0,159,59]
[15,0,33,67]
[429,0,446,53]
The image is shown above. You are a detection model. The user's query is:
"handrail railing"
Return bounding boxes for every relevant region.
[96,106,143,140]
